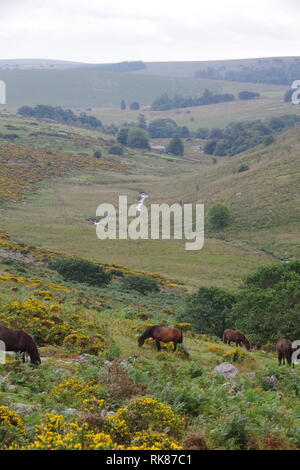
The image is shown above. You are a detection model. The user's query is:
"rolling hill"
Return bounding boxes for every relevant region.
[0,68,285,108]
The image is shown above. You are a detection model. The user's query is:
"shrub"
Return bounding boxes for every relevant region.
[127,127,149,149]
[93,150,102,158]
[121,275,160,295]
[237,163,249,173]
[106,397,184,444]
[108,145,123,155]
[48,258,111,287]
[209,204,230,230]
[104,345,121,361]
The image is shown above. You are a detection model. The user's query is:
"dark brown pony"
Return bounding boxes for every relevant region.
[0,325,41,365]
[138,325,183,352]
[276,339,293,367]
[223,329,251,351]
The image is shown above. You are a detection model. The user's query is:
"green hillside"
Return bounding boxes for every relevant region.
[0,68,284,108]
[160,127,300,259]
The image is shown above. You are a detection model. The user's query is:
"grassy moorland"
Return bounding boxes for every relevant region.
[0,111,277,289]
[0,240,299,450]
[0,100,299,451]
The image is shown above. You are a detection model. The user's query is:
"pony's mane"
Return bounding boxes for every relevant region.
[140,325,160,340]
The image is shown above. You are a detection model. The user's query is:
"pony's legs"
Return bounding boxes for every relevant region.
[155,340,161,352]
[278,353,282,365]
[173,342,177,352]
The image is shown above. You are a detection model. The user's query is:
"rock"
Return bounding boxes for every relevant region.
[7,384,17,391]
[262,375,278,389]
[243,372,256,380]
[214,362,239,379]
[10,403,40,416]
[62,408,78,418]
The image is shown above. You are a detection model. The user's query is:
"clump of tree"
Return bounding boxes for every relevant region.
[238,91,260,100]
[203,114,300,157]
[121,275,160,295]
[151,90,235,111]
[177,261,300,346]
[148,118,190,138]
[18,105,103,130]
[116,127,149,149]
[229,261,300,345]
[177,287,237,338]
[209,204,230,230]
[48,258,111,287]
[167,136,184,156]
[194,58,300,86]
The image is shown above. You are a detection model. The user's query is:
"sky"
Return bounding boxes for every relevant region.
[1,0,300,63]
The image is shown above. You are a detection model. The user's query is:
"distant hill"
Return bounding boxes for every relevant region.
[160,127,300,260]
[0,68,285,108]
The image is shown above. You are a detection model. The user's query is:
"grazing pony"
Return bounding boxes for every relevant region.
[223,329,251,351]
[0,325,41,365]
[276,339,293,367]
[138,325,183,352]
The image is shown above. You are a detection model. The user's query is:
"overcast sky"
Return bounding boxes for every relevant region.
[1,0,300,63]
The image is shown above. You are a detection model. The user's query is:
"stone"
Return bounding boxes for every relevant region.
[213,362,239,379]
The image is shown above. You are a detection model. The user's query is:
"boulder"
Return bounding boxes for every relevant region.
[214,362,239,379]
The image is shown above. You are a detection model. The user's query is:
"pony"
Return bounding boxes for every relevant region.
[0,325,41,365]
[223,329,251,351]
[276,339,293,367]
[138,325,183,352]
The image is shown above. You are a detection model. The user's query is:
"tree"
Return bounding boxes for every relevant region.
[209,204,230,230]
[117,128,129,145]
[148,119,177,138]
[167,137,184,156]
[230,262,300,345]
[129,101,140,110]
[127,127,149,149]
[138,114,147,129]
[120,100,126,110]
[177,287,236,337]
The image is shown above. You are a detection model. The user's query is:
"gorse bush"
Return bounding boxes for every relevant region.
[48,258,112,287]
[121,275,160,295]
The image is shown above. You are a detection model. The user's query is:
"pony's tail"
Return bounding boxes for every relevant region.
[178,331,183,344]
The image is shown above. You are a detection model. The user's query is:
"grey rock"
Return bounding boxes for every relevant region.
[10,402,40,416]
[214,362,239,379]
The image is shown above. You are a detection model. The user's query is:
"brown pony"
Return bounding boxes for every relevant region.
[223,329,251,351]
[0,325,41,365]
[138,325,183,352]
[276,339,293,367]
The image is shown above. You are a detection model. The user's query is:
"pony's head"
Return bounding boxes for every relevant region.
[27,338,41,365]
[243,338,251,351]
[138,335,144,347]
